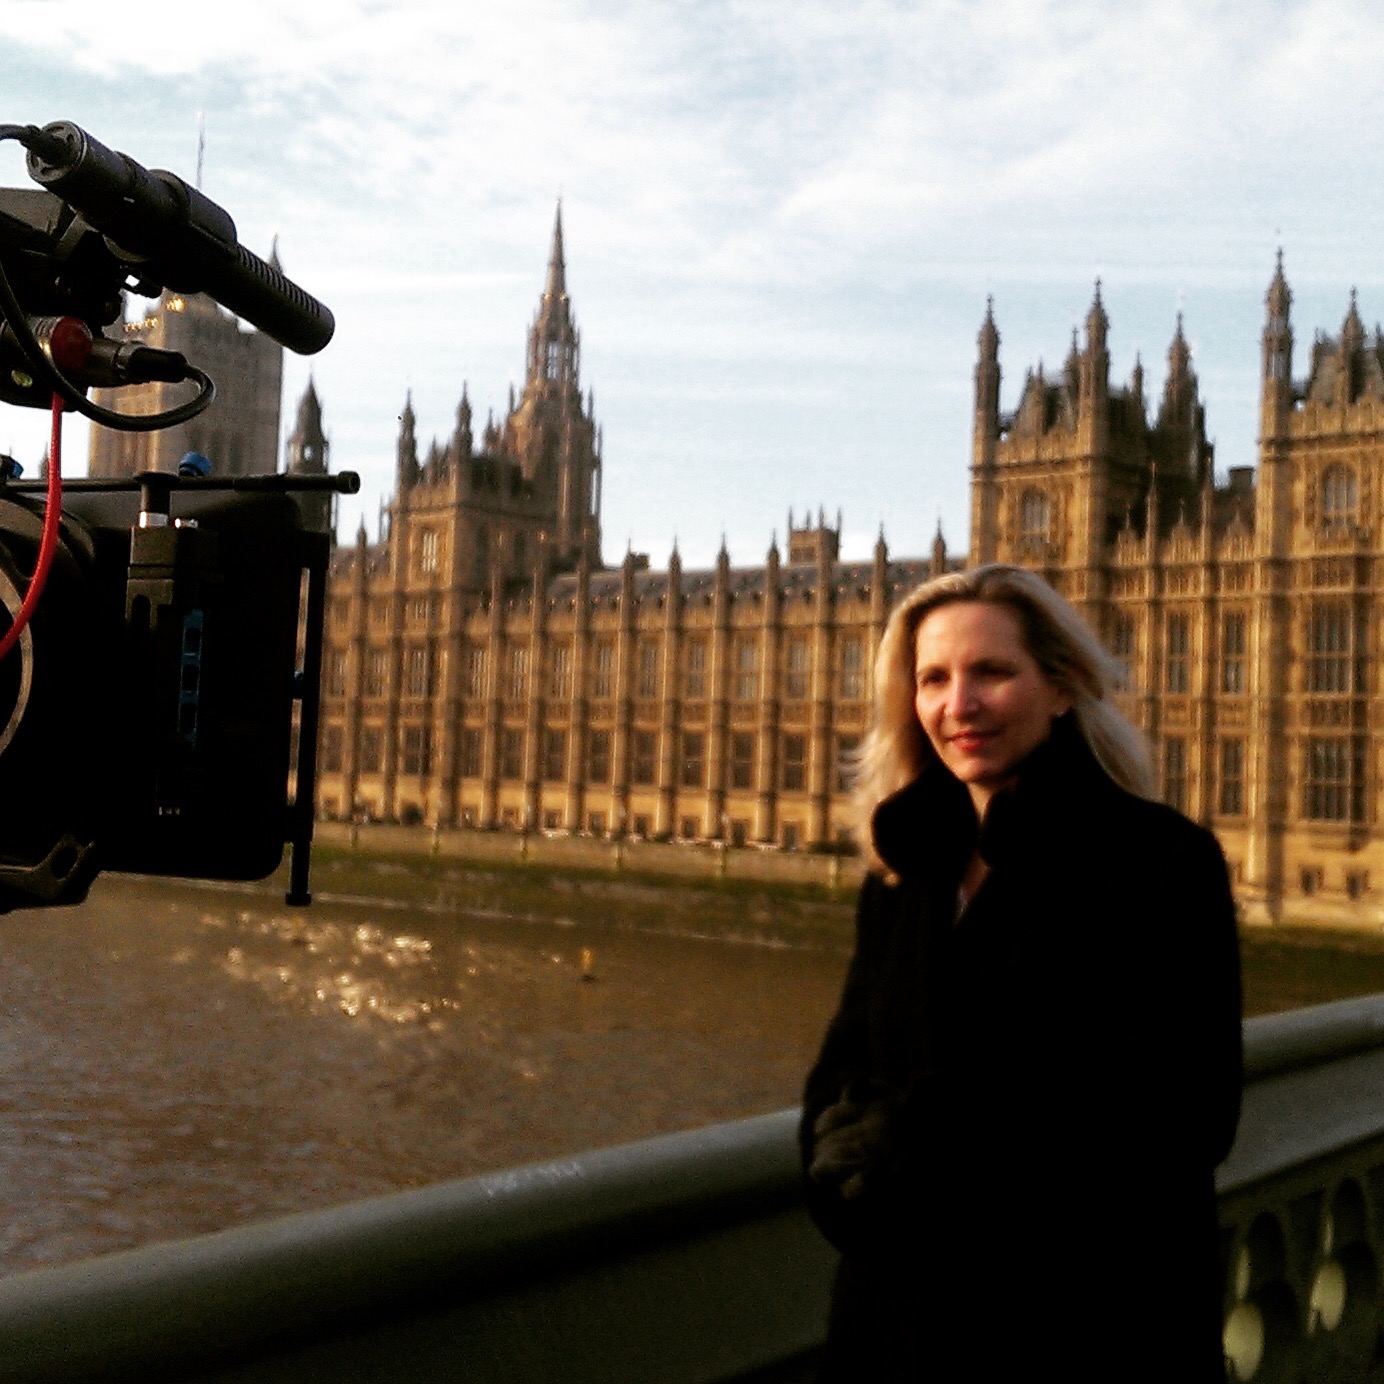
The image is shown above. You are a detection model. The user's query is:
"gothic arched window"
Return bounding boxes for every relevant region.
[1321,464,1358,530]
[1019,488,1050,551]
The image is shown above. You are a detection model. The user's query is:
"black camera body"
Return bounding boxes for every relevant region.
[0,119,351,910]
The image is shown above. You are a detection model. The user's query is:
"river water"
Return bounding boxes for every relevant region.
[0,874,848,1277]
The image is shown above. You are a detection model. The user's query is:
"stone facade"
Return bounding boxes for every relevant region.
[973,258,1384,924]
[87,286,282,479]
[315,210,944,846]
[319,515,940,846]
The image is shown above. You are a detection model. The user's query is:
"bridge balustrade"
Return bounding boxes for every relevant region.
[1218,994,1384,1382]
[0,994,1379,1382]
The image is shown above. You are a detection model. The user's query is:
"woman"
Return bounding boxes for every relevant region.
[800,564,1242,1381]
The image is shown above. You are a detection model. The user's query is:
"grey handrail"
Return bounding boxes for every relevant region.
[1241,991,1384,1080]
[0,1111,813,1383]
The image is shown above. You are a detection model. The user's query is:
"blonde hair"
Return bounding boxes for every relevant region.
[848,564,1154,870]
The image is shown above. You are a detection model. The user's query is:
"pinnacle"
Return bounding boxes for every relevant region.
[545,201,566,299]
[978,296,999,352]
[1267,250,1292,315]
[1086,278,1108,334]
[294,377,323,432]
[1167,313,1192,377]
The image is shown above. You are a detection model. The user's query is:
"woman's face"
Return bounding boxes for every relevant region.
[913,600,1071,813]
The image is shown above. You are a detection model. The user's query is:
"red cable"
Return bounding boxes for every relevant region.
[0,392,63,663]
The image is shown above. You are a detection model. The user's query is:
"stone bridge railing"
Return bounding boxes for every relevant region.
[1218,994,1384,1382]
[0,994,1380,1382]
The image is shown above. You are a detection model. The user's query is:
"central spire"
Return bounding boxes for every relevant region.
[524,202,578,392]
[500,207,601,570]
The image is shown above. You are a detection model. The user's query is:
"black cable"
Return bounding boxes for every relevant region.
[150,365,217,426]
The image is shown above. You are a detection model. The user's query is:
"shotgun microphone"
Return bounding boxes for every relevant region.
[22,121,334,355]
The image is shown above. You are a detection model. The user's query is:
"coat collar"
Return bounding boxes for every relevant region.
[871,713,1116,881]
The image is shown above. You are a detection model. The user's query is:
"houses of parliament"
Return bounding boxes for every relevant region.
[235,212,1372,926]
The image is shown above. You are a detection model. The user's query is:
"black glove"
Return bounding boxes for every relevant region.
[807,1086,891,1201]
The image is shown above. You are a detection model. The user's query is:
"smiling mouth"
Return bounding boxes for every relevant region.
[949,731,996,750]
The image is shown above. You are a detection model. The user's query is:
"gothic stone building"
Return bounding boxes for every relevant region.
[316,226,1384,923]
[973,260,1382,924]
[316,211,942,847]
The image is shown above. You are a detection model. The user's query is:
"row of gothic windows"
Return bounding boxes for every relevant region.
[1156,732,1367,824]
[326,714,1367,828]
[444,635,867,703]
[1002,463,1360,549]
[326,722,861,797]
[332,594,442,630]
[1161,736,1249,818]
[326,724,433,777]
[336,602,1366,708]
[1106,603,1363,698]
[424,726,861,793]
[1108,609,1245,696]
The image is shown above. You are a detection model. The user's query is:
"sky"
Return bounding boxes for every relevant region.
[2,0,1383,568]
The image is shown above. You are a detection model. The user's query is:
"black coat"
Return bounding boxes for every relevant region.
[800,717,1242,1381]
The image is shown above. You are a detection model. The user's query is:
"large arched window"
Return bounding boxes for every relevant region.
[1019,488,1050,552]
[1321,464,1358,530]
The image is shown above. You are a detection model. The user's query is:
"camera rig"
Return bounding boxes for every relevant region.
[0,119,357,911]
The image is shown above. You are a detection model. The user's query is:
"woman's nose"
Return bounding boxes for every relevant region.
[946,676,978,718]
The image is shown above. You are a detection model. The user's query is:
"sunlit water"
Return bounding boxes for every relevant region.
[0,874,847,1276]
